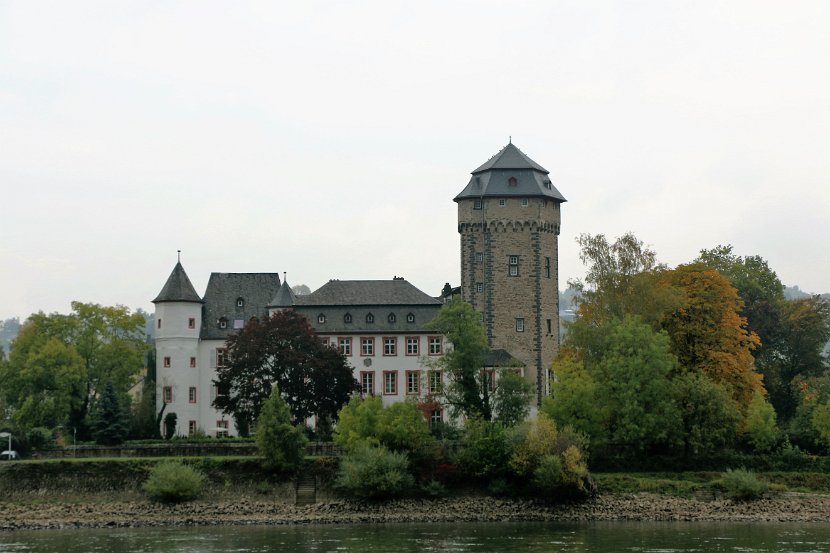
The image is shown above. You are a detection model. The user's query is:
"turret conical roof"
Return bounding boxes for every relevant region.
[268,279,296,308]
[153,262,203,304]
[471,142,549,174]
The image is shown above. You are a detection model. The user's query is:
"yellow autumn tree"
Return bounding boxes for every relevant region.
[661,264,764,411]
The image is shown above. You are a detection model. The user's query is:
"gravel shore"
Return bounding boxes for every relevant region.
[4,493,830,531]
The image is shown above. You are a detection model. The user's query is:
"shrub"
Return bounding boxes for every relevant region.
[719,468,768,500]
[163,413,177,440]
[334,444,414,500]
[143,461,205,503]
[26,427,54,450]
[454,418,511,480]
[420,479,448,498]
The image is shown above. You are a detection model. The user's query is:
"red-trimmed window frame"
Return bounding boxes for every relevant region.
[360,371,374,396]
[189,386,197,404]
[188,317,196,329]
[383,370,398,395]
[428,335,442,355]
[339,337,352,357]
[429,370,442,394]
[430,409,443,426]
[360,337,375,357]
[189,356,196,368]
[406,370,420,395]
[162,386,173,404]
[405,336,420,356]
[383,336,397,356]
[163,356,171,368]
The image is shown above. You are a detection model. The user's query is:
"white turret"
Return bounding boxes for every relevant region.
[152,258,203,437]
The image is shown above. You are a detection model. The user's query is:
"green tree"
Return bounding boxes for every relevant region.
[0,303,146,437]
[543,353,606,447]
[671,372,740,457]
[453,418,511,480]
[744,393,778,452]
[426,298,492,420]
[214,310,357,435]
[493,370,533,426]
[256,385,308,473]
[91,381,130,445]
[163,412,177,440]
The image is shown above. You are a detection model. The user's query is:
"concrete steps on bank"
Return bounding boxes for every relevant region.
[295,473,317,505]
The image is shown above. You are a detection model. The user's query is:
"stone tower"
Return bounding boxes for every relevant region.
[454,143,566,405]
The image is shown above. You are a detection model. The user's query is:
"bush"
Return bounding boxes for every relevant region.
[420,479,448,498]
[719,468,768,500]
[454,418,511,480]
[143,461,205,503]
[334,444,414,500]
[26,427,54,450]
[256,386,308,474]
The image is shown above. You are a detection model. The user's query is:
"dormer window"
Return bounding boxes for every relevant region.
[344,313,353,324]
[388,313,396,323]
[508,176,517,187]
[406,313,415,323]
[218,317,228,329]
[236,297,245,308]
[318,313,326,324]
[366,313,374,324]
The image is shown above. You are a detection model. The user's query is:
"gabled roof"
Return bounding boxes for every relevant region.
[268,279,296,308]
[152,262,203,304]
[472,142,549,174]
[295,279,442,307]
[454,143,566,203]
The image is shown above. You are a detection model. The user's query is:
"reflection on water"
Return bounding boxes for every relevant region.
[3,521,830,552]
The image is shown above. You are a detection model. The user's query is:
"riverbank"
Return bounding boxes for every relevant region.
[4,492,830,531]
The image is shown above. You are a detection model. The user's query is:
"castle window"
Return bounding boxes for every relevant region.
[383,371,397,395]
[516,318,525,332]
[547,319,552,335]
[406,371,420,395]
[473,199,482,210]
[216,348,228,368]
[188,317,196,329]
[428,336,442,355]
[318,313,326,324]
[475,252,483,262]
[406,337,419,356]
[218,318,228,329]
[545,256,551,278]
[360,371,374,396]
[189,387,197,403]
[157,319,162,329]
[361,337,375,356]
[521,198,529,207]
[406,313,415,323]
[344,313,352,324]
[236,298,245,308]
[339,337,352,356]
[388,313,396,323]
[163,356,171,368]
[508,255,519,276]
[163,386,172,404]
[384,337,397,356]
[366,313,374,324]
[476,282,483,293]
[508,176,518,187]
[498,199,506,207]
[190,356,196,368]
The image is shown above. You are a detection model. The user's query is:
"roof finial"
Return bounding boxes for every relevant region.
[509,135,512,144]
[283,271,287,283]
[177,250,181,263]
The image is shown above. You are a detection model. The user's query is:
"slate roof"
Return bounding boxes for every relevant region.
[200,273,281,340]
[293,279,443,334]
[454,143,567,203]
[295,279,442,307]
[483,348,525,367]
[153,262,203,304]
[268,280,297,308]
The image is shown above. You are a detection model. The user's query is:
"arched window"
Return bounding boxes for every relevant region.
[508,176,518,187]
[344,313,353,324]
[406,313,415,323]
[388,313,396,323]
[366,313,374,324]
[236,297,245,308]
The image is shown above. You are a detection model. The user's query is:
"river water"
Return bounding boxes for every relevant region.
[2,521,830,552]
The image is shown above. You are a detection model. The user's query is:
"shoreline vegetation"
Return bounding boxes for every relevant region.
[5,459,830,531]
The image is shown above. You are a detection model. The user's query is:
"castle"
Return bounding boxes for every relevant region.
[153,143,566,436]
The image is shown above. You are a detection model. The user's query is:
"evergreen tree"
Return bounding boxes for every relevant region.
[91,381,129,445]
[256,385,307,473]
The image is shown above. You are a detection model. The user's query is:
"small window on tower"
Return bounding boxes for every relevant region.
[475,252,483,263]
[236,298,245,308]
[188,318,196,329]
[476,282,483,293]
[473,199,482,210]
[498,199,506,207]
[218,318,228,329]
[508,255,519,277]
[508,176,517,187]
[521,198,529,207]
[516,318,525,332]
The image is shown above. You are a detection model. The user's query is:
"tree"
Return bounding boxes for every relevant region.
[493,370,533,426]
[543,353,606,447]
[661,264,763,411]
[214,310,357,435]
[744,393,778,452]
[670,372,740,457]
[91,381,130,445]
[163,412,177,440]
[256,385,308,473]
[426,298,492,420]
[0,303,146,437]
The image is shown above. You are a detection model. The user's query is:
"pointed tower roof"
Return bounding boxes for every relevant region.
[152,262,203,304]
[471,142,549,174]
[454,142,566,203]
[268,278,296,308]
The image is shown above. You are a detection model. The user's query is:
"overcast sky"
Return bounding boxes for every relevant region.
[2,1,828,321]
